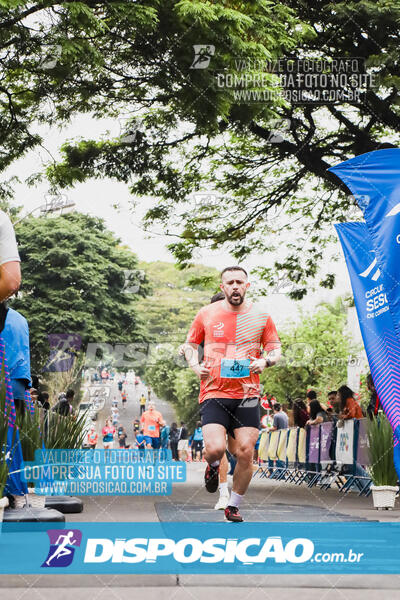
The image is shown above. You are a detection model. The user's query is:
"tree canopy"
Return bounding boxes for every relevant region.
[136,260,219,341]
[1,1,399,295]
[10,212,148,371]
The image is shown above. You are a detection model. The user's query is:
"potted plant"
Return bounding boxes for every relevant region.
[367,415,399,509]
[15,404,89,505]
[45,408,89,450]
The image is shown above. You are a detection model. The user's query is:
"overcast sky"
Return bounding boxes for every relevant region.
[7,113,354,328]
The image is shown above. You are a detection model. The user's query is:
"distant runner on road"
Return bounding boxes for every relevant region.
[140,401,165,449]
[184,266,281,522]
[102,418,115,449]
[86,425,98,449]
[139,393,146,415]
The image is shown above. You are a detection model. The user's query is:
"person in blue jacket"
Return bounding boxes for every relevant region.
[0,302,31,415]
[192,421,204,461]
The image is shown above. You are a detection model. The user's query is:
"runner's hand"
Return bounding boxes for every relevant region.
[249,356,267,374]
[194,364,211,381]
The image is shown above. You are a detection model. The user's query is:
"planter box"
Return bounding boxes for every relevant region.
[0,496,9,523]
[370,485,398,509]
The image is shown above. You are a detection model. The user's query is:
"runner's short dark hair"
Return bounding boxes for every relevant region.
[220,266,248,279]
[306,390,317,401]
[273,403,281,411]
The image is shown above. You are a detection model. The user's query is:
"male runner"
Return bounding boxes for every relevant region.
[140,401,165,449]
[180,290,235,510]
[139,392,146,415]
[184,266,281,522]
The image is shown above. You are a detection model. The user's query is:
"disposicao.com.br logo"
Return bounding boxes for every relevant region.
[0,522,382,574]
[82,536,362,566]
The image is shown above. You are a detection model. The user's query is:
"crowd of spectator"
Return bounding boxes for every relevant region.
[262,382,379,436]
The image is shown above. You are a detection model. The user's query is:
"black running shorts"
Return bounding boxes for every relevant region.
[200,397,260,433]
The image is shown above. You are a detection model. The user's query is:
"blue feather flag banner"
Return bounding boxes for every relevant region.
[330,148,400,341]
[335,222,400,446]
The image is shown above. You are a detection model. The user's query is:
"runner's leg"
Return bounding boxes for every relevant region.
[227,433,237,456]
[214,452,230,510]
[231,426,259,495]
[219,453,228,483]
[202,423,227,465]
[215,433,236,509]
[202,423,226,492]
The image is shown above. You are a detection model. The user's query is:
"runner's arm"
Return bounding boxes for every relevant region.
[183,343,210,380]
[184,310,210,380]
[262,346,282,367]
[0,261,20,301]
[306,415,323,426]
[250,346,282,373]
[0,213,21,301]
[260,315,282,368]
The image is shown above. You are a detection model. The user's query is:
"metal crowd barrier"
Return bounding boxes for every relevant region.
[253,418,372,496]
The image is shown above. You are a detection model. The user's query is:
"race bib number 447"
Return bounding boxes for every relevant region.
[220,358,250,378]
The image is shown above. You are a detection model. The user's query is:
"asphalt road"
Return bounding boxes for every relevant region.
[94,376,177,447]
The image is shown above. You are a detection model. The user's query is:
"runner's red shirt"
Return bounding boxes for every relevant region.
[186,300,281,403]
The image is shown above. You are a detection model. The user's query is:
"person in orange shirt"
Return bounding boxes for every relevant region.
[140,402,165,449]
[121,389,127,410]
[337,385,368,480]
[337,385,364,420]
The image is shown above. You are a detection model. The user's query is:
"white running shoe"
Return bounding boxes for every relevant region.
[214,493,230,510]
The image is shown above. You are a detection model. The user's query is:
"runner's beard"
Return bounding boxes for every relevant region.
[227,291,244,305]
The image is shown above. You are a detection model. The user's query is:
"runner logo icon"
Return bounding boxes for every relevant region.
[42,529,82,568]
[190,45,215,69]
